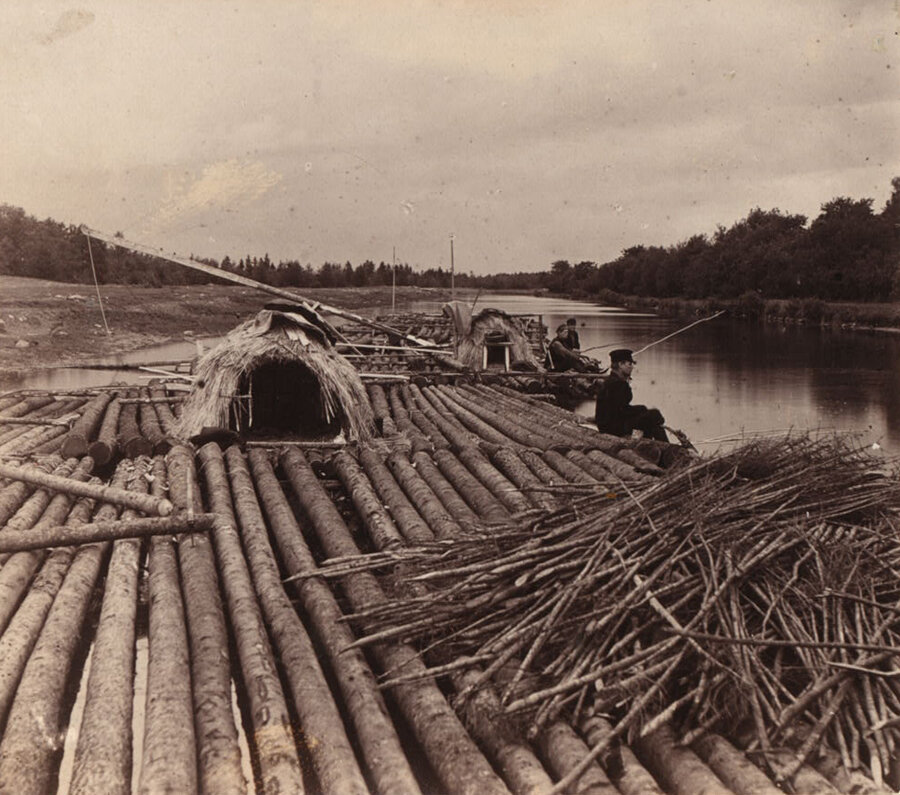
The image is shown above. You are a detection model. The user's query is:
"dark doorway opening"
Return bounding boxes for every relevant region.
[235,361,343,439]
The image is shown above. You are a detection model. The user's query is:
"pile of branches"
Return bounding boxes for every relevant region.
[344,434,900,783]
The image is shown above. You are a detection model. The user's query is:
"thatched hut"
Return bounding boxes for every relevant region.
[454,307,540,371]
[177,306,374,442]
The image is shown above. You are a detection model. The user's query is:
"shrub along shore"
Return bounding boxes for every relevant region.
[584,288,900,333]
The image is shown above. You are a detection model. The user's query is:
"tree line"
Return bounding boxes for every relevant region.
[547,178,900,302]
[0,205,538,291]
[1,177,897,302]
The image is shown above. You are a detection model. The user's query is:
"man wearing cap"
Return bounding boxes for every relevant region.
[563,317,581,352]
[546,323,589,371]
[594,349,668,442]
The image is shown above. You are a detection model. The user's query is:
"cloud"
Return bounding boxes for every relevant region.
[145,159,283,234]
[39,8,94,46]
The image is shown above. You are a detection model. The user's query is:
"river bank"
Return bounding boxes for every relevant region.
[582,288,900,332]
[0,276,463,381]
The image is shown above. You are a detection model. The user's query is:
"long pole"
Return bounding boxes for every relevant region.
[392,246,396,314]
[449,234,455,301]
[80,226,434,347]
[631,310,726,356]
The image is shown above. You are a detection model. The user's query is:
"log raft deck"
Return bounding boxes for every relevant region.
[0,337,897,793]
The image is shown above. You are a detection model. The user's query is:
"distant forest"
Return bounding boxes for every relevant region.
[1,177,897,302]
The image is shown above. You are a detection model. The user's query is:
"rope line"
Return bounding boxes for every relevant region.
[85,233,111,336]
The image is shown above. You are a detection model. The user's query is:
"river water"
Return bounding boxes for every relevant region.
[409,294,900,455]
[4,293,898,455]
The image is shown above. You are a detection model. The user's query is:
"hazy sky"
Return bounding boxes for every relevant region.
[2,1,897,275]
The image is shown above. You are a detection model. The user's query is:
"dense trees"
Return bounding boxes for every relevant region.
[1,178,897,301]
[594,182,899,302]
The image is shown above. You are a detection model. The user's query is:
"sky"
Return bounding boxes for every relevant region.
[1,1,897,275]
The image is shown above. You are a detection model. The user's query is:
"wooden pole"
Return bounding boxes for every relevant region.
[70,458,149,795]
[165,445,246,794]
[219,445,371,794]
[81,225,435,348]
[0,460,173,516]
[0,513,215,553]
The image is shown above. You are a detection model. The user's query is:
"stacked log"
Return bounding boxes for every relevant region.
[165,444,246,794]
[88,395,123,466]
[138,457,198,795]
[59,391,117,458]
[247,449,421,795]
[279,448,510,795]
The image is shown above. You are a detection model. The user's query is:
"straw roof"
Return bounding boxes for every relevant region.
[455,308,539,370]
[177,309,374,441]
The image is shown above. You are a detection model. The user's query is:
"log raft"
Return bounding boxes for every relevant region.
[0,373,892,795]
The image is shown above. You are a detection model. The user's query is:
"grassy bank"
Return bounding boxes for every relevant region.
[587,289,900,331]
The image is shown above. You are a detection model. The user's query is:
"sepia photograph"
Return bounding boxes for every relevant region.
[0,1,899,792]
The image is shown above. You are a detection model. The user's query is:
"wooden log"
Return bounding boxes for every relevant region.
[432,448,508,523]
[386,451,463,540]
[220,445,371,795]
[0,512,213,553]
[408,383,479,450]
[435,385,555,449]
[0,415,74,428]
[117,389,152,459]
[425,386,515,447]
[59,390,116,458]
[450,668,555,795]
[0,395,54,419]
[0,457,92,633]
[0,496,95,734]
[692,733,783,795]
[333,450,407,550]
[280,448,511,795]
[631,724,734,795]
[540,449,598,485]
[165,445,246,794]
[537,721,619,795]
[188,444,304,794]
[569,449,640,485]
[411,450,482,525]
[0,490,116,793]
[0,460,173,516]
[0,457,57,527]
[455,446,532,516]
[138,388,171,454]
[9,424,69,456]
[247,449,422,795]
[87,395,123,466]
[138,457,197,795]
[489,448,560,513]
[357,447,434,544]
[579,712,665,795]
[517,448,571,489]
[367,384,397,436]
[148,383,179,436]
[70,458,149,795]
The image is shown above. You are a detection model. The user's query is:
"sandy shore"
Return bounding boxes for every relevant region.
[0,275,457,384]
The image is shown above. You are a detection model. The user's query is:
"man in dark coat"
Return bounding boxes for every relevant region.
[563,317,580,351]
[546,323,590,371]
[594,349,668,441]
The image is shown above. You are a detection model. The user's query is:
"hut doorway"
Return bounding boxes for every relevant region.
[236,361,342,439]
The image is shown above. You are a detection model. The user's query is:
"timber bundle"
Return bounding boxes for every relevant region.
[345,435,900,787]
[2,365,900,792]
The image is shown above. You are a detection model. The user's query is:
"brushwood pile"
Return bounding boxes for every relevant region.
[0,370,898,794]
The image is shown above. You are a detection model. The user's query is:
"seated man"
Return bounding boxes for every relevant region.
[564,317,581,351]
[594,349,668,442]
[546,323,590,372]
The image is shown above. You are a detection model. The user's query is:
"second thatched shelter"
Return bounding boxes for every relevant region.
[454,307,540,371]
[177,306,374,442]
